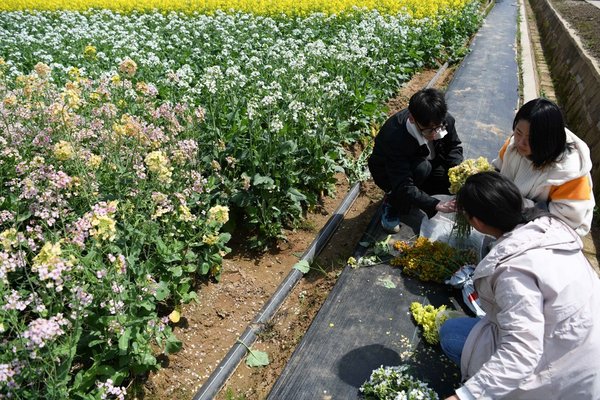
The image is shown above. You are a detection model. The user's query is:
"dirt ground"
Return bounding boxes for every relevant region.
[547,0,600,61]
[137,69,451,400]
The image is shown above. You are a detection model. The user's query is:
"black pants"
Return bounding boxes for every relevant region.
[369,157,451,215]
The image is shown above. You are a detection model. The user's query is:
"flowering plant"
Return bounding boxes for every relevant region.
[0,60,231,398]
[0,2,484,396]
[360,364,439,400]
[447,157,494,237]
[391,237,477,283]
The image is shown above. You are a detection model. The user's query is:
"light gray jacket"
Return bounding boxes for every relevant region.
[459,216,600,399]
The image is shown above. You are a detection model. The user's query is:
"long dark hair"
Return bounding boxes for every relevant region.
[513,98,570,169]
[456,171,547,234]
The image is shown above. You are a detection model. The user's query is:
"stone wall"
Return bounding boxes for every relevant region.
[529,0,600,198]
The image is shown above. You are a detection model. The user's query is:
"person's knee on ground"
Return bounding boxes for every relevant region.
[439,317,479,366]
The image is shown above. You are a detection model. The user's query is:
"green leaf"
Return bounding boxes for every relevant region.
[253,174,275,188]
[155,236,168,254]
[378,277,397,289]
[73,363,116,392]
[279,140,297,154]
[200,262,210,275]
[118,328,131,353]
[246,349,270,367]
[16,212,32,223]
[184,250,198,261]
[139,301,155,311]
[140,352,157,367]
[169,266,183,277]
[181,291,198,303]
[165,336,182,354]
[293,260,310,274]
[154,281,170,301]
[287,187,306,202]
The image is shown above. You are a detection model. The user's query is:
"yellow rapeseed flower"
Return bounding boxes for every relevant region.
[0,0,472,18]
[53,140,75,161]
[145,150,173,184]
[33,241,63,268]
[178,204,195,222]
[0,228,18,250]
[87,154,103,170]
[83,44,97,60]
[208,205,229,224]
[202,234,220,245]
[410,302,448,345]
[34,62,51,78]
[90,214,117,241]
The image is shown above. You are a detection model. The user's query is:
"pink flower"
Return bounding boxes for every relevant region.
[97,378,127,400]
[21,314,70,351]
[2,289,31,311]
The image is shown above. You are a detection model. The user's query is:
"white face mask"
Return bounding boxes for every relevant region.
[432,127,448,140]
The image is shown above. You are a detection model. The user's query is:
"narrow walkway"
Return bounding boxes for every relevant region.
[267,1,519,398]
[446,0,519,159]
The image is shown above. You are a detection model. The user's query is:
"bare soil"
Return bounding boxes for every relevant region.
[547,0,600,61]
[137,69,452,400]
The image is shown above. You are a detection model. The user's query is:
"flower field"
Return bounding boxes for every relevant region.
[0,1,483,398]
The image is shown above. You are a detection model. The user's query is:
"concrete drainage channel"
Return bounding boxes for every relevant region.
[192,62,450,400]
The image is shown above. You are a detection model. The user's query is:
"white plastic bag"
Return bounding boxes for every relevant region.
[419,195,489,260]
[446,265,486,317]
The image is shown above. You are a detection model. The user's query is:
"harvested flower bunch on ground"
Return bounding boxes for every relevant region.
[410,302,449,345]
[360,364,439,400]
[391,237,477,283]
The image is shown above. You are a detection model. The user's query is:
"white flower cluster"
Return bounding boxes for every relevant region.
[360,365,439,400]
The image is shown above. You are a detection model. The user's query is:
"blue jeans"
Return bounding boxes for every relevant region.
[439,317,480,365]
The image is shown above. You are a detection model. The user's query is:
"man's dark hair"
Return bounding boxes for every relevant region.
[513,98,570,169]
[456,171,524,233]
[408,88,448,126]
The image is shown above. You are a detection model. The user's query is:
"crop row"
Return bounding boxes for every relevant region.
[0,4,482,399]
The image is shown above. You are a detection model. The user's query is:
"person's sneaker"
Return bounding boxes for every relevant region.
[381,203,401,233]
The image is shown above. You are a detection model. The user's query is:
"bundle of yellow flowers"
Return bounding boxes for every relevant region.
[410,302,449,345]
[448,157,494,194]
[447,157,494,237]
[391,236,477,283]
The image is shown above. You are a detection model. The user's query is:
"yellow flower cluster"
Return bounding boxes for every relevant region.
[410,302,448,345]
[53,140,75,161]
[145,150,173,184]
[86,154,103,170]
[32,241,71,270]
[83,44,97,60]
[208,205,229,224]
[391,236,476,283]
[90,201,119,241]
[448,156,493,195]
[0,0,472,18]
[0,228,18,250]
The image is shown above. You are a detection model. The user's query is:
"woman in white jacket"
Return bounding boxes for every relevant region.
[440,171,600,400]
[493,98,594,235]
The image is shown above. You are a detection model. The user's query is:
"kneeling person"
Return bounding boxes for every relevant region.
[368,88,463,233]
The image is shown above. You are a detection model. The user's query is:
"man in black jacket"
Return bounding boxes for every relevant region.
[368,88,463,233]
